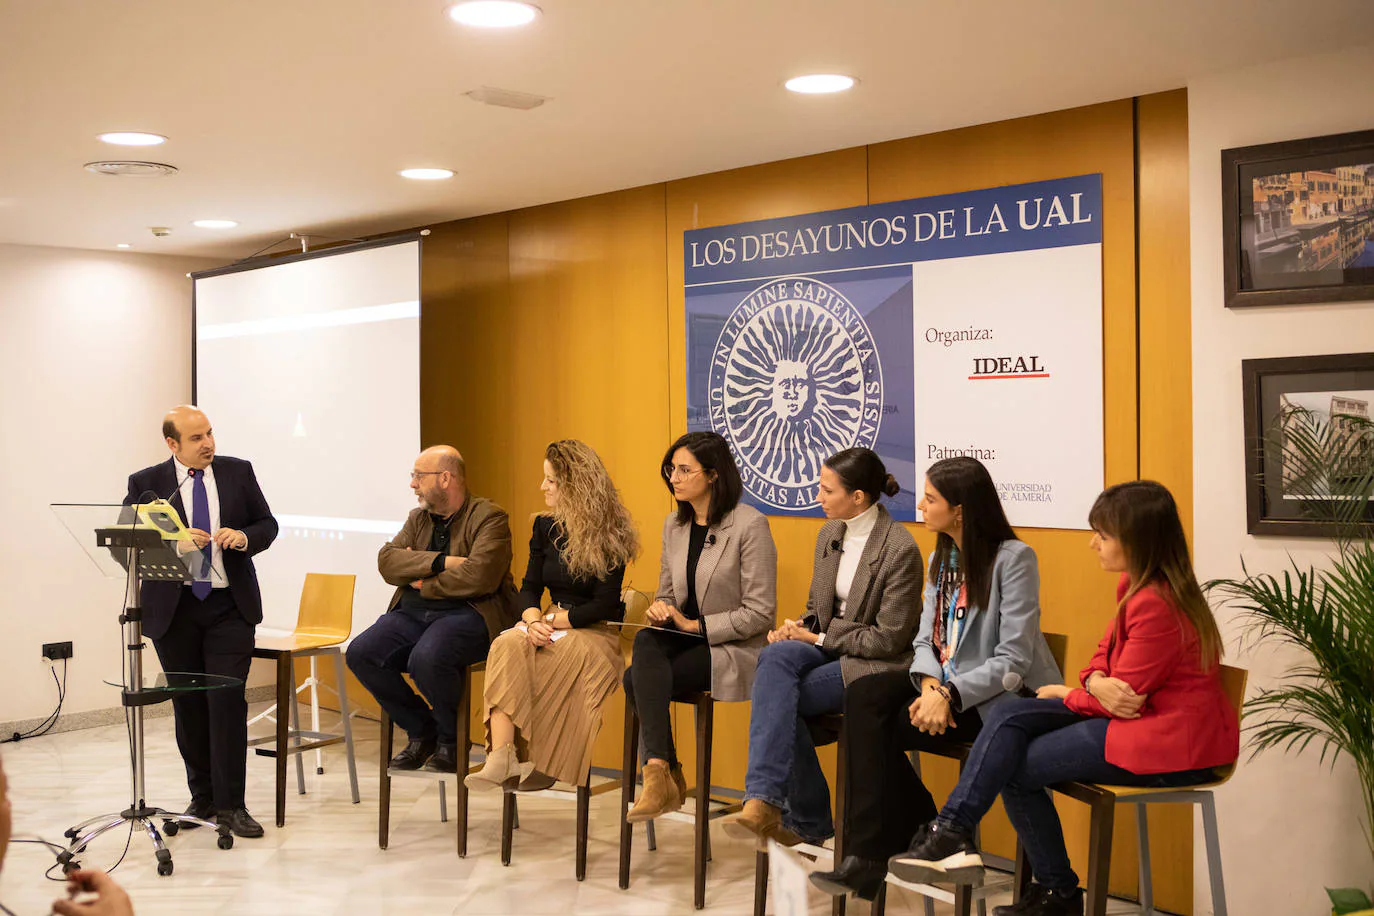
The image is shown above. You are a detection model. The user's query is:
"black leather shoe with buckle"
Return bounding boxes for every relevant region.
[389,735,438,770]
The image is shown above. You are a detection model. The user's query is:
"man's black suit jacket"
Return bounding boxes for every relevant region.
[124,456,279,641]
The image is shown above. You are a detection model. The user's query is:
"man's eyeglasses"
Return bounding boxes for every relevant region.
[410,470,444,481]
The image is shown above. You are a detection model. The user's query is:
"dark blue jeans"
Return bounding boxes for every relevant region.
[940,698,1217,892]
[346,606,489,744]
[744,640,846,842]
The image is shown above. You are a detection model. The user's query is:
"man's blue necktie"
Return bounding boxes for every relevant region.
[189,468,212,599]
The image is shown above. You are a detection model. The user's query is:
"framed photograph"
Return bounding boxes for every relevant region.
[1222,128,1374,309]
[1243,352,1374,536]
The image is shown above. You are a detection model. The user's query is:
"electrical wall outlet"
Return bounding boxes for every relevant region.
[41,641,73,661]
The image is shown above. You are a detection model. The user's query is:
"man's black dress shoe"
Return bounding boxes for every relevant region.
[180,797,216,829]
[218,808,265,839]
[809,855,888,900]
[424,742,459,773]
[389,735,437,770]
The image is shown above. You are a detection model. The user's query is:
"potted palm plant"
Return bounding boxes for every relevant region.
[1207,402,1374,914]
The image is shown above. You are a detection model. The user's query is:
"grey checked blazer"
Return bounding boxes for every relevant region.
[655,504,778,702]
[910,539,1062,715]
[806,504,924,686]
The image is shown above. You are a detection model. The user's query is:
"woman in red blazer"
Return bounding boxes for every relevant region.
[886,481,1239,916]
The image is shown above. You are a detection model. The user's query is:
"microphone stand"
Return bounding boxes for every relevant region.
[57,528,236,877]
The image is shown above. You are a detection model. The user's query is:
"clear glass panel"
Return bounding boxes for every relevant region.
[51,502,225,585]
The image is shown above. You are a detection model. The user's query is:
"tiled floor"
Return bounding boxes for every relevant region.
[0,706,1140,915]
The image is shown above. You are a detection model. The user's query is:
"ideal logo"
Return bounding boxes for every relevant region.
[969,356,1049,380]
[708,277,883,510]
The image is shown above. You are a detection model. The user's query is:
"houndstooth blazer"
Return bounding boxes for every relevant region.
[805,504,924,685]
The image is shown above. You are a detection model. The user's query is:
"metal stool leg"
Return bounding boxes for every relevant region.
[332,650,360,804]
[1201,793,1228,916]
[576,781,590,881]
[290,671,306,796]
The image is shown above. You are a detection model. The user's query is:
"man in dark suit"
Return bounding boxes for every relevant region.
[124,405,278,838]
[347,445,517,773]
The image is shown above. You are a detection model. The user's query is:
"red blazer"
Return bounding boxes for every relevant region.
[1064,574,1239,775]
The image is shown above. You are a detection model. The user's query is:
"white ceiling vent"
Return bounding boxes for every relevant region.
[464,86,547,110]
[83,161,179,178]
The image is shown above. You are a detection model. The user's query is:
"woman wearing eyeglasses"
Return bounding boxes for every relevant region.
[466,440,639,791]
[622,431,778,821]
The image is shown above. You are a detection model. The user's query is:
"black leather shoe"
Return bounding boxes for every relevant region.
[809,855,888,900]
[180,797,215,829]
[992,884,1084,915]
[218,808,265,839]
[389,735,437,770]
[424,742,459,773]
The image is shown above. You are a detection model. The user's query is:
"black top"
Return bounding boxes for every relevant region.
[517,515,626,628]
[398,511,468,615]
[681,522,710,621]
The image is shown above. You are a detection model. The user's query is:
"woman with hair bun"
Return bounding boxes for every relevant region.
[810,456,1061,901]
[725,447,924,848]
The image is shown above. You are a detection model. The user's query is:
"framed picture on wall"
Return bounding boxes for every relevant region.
[1222,128,1374,309]
[1242,352,1374,537]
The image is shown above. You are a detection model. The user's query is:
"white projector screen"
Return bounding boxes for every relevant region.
[193,238,421,639]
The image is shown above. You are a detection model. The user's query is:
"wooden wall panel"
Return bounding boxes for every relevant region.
[317,90,1195,914]
[663,148,871,790]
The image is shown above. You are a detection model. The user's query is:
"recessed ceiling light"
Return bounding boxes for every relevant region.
[192,219,238,229]
[399,168,455,180]
[447,1,540,28]
[785,74,856,94]
[98,131,167,147]
[116,243,131,249]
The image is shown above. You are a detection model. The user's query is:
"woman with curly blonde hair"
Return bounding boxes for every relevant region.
[467,439,640,791]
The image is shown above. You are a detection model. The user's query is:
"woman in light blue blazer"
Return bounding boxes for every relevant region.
[810,456,1061,901]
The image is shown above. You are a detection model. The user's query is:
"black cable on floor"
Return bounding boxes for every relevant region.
[2,659,67,744]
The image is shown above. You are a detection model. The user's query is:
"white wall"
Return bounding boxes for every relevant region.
[0,243,222,725]
[1189,43,1374,915]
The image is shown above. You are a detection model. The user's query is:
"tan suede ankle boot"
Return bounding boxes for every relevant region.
[626,760,683,822]
[463,742,520,792]
[723,798,799,846]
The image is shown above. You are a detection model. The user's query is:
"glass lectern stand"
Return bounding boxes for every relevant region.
[50,503,239,876]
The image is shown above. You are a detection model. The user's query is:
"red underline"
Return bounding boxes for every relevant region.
[968,373,1052,380]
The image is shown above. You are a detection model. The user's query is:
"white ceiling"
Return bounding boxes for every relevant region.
[2,0,1373,261]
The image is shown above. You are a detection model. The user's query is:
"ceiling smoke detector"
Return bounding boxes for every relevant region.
[84,161,179,178]
[464,86,547,110]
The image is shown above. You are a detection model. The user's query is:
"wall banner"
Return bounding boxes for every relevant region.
[684,174,1104,529]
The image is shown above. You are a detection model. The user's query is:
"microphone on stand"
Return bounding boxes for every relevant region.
[1002,671,1037,699]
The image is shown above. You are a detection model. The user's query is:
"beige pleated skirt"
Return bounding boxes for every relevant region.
[482,622,624,786]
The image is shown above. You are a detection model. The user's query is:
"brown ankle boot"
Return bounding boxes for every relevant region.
[723,798,801,846]
[626,760,683,822]
[669,763,687,803]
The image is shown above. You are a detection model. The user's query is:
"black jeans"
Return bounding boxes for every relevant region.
[151,588,254,810]
[623,627,711,766]
[842,669,984,860]
[346,606,489,744]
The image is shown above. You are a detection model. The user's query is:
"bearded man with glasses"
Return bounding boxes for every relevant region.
[347,446,518,772]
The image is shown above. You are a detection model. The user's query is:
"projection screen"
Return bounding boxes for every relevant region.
[192,236,421,639]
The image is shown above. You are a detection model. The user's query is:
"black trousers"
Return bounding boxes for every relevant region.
[150,588,254,811]
[622,627,711,766]
[843,669,984,860]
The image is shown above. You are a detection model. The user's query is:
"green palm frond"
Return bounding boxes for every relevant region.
[1208,403,1374,869]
